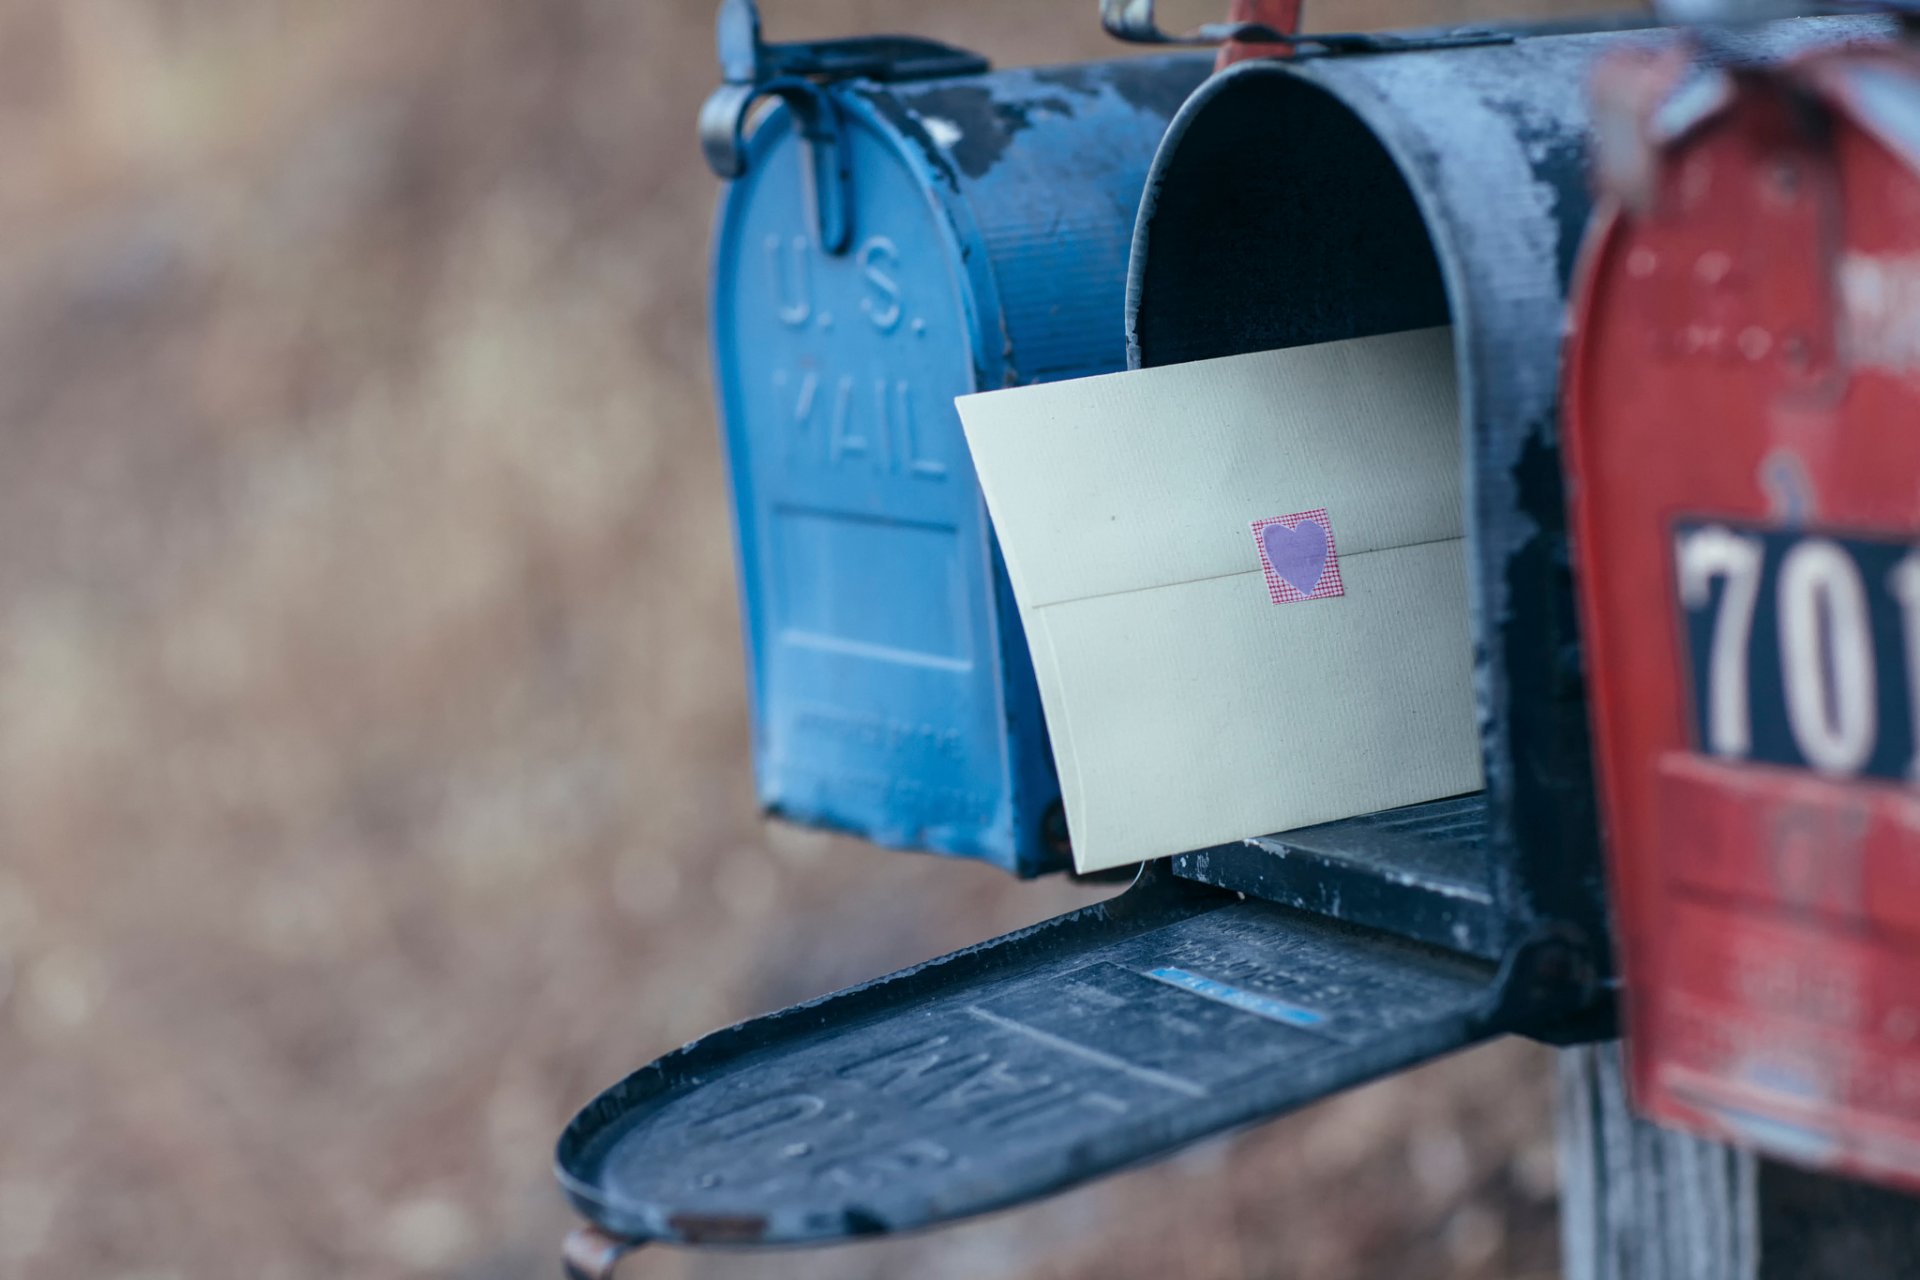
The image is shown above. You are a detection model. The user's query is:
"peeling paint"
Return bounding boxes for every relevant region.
[1839,251,1920,371]
[1036,59,1208,120]
[892,83,1079,179]
[920,115,963,150]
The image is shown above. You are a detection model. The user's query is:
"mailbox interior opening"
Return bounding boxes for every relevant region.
[1132,68,1500,960]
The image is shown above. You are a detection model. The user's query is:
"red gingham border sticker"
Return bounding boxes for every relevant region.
[1250,508,1344,605]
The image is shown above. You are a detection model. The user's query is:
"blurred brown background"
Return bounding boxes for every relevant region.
[0,1,1616,1276]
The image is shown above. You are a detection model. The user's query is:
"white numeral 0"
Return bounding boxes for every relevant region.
[1890,553,1920,780]
[1677,526,1764,758]
[1778,539,1877,776]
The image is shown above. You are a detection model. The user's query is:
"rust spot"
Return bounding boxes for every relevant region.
[1839,251,1920,371]
[667,1212,770,1245]
[562,1226,635,1280]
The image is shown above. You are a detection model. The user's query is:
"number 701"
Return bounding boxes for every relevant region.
[1677,525,1920,780]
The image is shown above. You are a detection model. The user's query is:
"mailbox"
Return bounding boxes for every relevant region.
[1563,29,1920,1191]
[556,15,1870,1271]
[703,0,1207,875]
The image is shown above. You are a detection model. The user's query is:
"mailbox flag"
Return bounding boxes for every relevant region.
[958,327,1483,871]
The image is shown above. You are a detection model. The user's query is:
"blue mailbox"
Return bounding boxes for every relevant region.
[703,0,1207,874]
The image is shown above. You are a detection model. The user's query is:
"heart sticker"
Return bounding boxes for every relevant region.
[1252,509,1344,604]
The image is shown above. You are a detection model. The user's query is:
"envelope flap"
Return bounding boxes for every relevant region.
[558,870,1520,1250]
[958,327,1461,608]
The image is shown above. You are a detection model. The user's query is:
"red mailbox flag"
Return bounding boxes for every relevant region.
[1566,36,1920,1191]
[1216,0,1301,68]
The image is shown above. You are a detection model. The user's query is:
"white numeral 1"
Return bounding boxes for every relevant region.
[1677,526,1765,758]
[1890,553,1920,780]
[1778,539,1877,776]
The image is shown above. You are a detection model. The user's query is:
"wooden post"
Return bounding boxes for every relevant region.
[1557,1043,1920,1279]
[1557,1043,1757,1280]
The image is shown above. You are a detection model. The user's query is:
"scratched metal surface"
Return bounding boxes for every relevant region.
[1175,797,1504,959]
[877,60,1209,385]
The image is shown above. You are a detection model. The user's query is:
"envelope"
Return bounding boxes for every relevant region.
[956,327,1484,872]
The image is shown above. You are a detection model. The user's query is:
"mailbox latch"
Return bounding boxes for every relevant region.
[698,0,989,254]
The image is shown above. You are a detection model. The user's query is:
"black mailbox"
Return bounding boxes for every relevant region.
[1125,27,1619,982]
[555,15,1877,1272]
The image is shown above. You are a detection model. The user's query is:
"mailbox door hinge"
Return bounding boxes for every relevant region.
[699,0,990,255]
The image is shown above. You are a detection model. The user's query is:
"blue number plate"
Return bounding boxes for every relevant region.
[1673,521,1920,782]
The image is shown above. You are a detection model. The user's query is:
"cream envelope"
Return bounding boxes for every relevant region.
[956,327,1484,872]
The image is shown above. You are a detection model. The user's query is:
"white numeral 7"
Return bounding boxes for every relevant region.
[1676,526,1764,758]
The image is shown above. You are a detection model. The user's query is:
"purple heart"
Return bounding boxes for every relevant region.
[1262,519,1329,596]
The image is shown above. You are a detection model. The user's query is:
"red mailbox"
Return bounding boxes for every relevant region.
[1565,33,1920,1189]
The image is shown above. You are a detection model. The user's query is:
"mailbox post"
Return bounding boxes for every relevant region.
[1559,1040,1920,1280]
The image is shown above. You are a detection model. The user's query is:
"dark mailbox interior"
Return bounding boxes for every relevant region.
[1128,68,1500,961]
[1131,72,1450,365]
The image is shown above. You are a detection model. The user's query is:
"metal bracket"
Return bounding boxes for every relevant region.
[1099,0,1514,56]
[562,1226,635,1280]
[698,0,989,254]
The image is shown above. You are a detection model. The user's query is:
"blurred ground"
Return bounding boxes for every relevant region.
[0,1,1615,1276]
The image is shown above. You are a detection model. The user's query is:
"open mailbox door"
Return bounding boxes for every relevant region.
[557,17,1880,1272]
[558,865,1541,1255]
